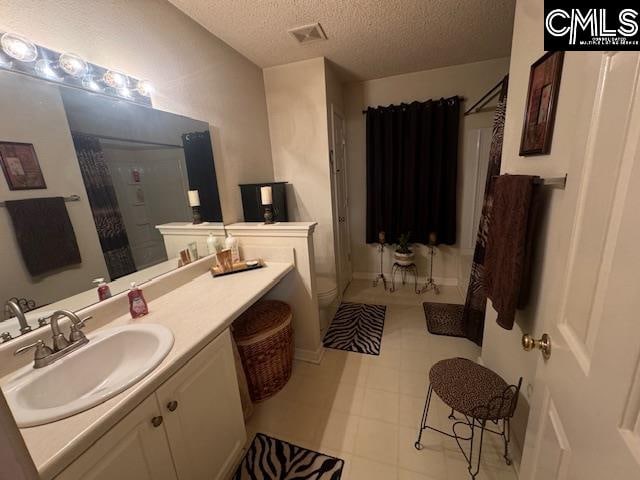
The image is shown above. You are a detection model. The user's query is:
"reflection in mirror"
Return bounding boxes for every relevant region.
[0,70,222,343]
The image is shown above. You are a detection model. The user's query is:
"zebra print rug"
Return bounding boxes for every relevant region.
[233,433,344,479]
[323,302,386,355]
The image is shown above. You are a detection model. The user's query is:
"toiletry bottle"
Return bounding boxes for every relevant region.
[206,233,217,255]
[225,233,240,263]
[93,278,112,301]
[128,282,149,318]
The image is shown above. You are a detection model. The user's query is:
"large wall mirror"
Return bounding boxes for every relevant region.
[0,69,222,343]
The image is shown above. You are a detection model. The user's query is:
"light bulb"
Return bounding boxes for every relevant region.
[82,75,102,92]
[103,70,127,89]
[1,32,38,62]
[59,52,87,77]
[136,79,154,97]
[34,59,61,80]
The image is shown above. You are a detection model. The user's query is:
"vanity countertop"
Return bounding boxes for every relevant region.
[7,261,294,479]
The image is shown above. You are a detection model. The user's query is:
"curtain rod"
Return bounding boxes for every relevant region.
[0,194,81,206]
[70,131,183,149]
[464,77,506,116]
[362,96,465,115]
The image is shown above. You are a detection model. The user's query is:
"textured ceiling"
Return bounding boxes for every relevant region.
[168,0,515,82]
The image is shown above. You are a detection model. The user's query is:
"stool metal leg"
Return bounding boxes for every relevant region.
[468,418,486,479]
[503,418,512,465]
[415,383,433,450]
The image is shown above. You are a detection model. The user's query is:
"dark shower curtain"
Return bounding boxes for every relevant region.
[462,76,509,345]
[365,97,460,245]
[182,131,222,222]
[72,133,136,280]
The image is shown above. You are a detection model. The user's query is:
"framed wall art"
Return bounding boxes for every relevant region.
[519,51,564,156]
[0,142,47,190]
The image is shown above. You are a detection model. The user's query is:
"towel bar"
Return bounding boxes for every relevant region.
[0,195,80,207]
[493,174,567,190]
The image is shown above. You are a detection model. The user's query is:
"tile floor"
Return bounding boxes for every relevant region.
[245,280,518,480]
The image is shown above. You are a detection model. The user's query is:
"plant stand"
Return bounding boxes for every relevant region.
[423,245,440,294]
[390,262,420,294]
[373,243,388,290]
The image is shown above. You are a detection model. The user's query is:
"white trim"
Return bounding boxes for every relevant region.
[352,271,458,286]
[294,345,325,364]
[225,222,317,238]
[155,222,226,236]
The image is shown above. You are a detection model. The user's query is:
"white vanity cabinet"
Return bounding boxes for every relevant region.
[56,328,246,480]
[55,395,178,480]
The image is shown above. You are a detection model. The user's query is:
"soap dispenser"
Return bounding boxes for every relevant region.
[93,278,112,301]
[206,233,218,255]
[128,282,149,318]
[224,233,240,263]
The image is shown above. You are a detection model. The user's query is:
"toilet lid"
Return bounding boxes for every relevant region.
[317,276,337,296]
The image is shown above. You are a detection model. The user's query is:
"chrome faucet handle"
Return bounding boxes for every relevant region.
[14,339,53,360]
[69,316,92,343]
[76,316,92,329]
[1,332,13,343]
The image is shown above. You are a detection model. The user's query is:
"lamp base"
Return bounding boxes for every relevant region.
[263,204,274,224]
[192,206,202,224]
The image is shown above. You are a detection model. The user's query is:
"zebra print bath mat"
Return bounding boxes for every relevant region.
[233,433,344,479]
[323,302,386,355]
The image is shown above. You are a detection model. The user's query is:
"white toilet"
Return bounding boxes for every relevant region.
[316,276,338,332]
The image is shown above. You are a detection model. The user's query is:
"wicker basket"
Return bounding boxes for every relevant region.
[232,300,293,402]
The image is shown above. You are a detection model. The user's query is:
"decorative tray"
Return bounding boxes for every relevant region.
[210,259,264,277]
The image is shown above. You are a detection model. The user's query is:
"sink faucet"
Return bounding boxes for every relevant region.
[14,310,91,368]
[5,300,32,335]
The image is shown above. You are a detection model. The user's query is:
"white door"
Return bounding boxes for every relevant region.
[331,106,352,294]
[520,52,640,479]
[56,395,177,480]
[156,329,246,480]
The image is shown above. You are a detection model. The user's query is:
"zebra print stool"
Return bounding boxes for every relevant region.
[415,357,522,479]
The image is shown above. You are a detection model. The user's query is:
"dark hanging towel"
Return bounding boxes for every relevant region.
[460,76,509,345]
[72,133,136,280]
[182,131,222,222]
[485,174,542,330]
[365,97,460,245]
[5,197,81,276]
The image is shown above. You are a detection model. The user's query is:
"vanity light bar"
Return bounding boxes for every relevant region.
[0,31,154,107]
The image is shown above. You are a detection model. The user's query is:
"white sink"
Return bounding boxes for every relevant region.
[3,323,174,427]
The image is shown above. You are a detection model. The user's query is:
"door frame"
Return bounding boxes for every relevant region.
[330,104,352,297]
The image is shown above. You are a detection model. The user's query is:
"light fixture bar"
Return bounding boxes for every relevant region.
[0,31,153,107]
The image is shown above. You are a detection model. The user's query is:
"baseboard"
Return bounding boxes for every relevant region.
[352,271,458,286]
[295,345,324,364]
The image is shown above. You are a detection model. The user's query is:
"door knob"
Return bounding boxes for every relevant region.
[167,400,178,412]
[522,333,551,360]
[151,415,163,427]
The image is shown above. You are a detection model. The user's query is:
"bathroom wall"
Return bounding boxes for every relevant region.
[480,0,606,463]
[1,0,275,223]
[263,58,337,278]
[343,57,510,285]
[0,73,109,309]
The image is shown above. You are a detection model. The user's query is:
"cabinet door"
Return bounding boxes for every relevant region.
[156,328,246,480]
[56,395,177,480]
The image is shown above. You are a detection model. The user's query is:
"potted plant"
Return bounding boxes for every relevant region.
[393,232,415,266]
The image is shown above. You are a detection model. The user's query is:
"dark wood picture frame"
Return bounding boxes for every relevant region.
[0,142,47,190]
[519,51,564,156]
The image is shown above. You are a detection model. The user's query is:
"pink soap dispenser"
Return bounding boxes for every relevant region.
[128,282,149,318]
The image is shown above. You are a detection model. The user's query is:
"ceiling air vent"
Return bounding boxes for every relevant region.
[288,23,327,44]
